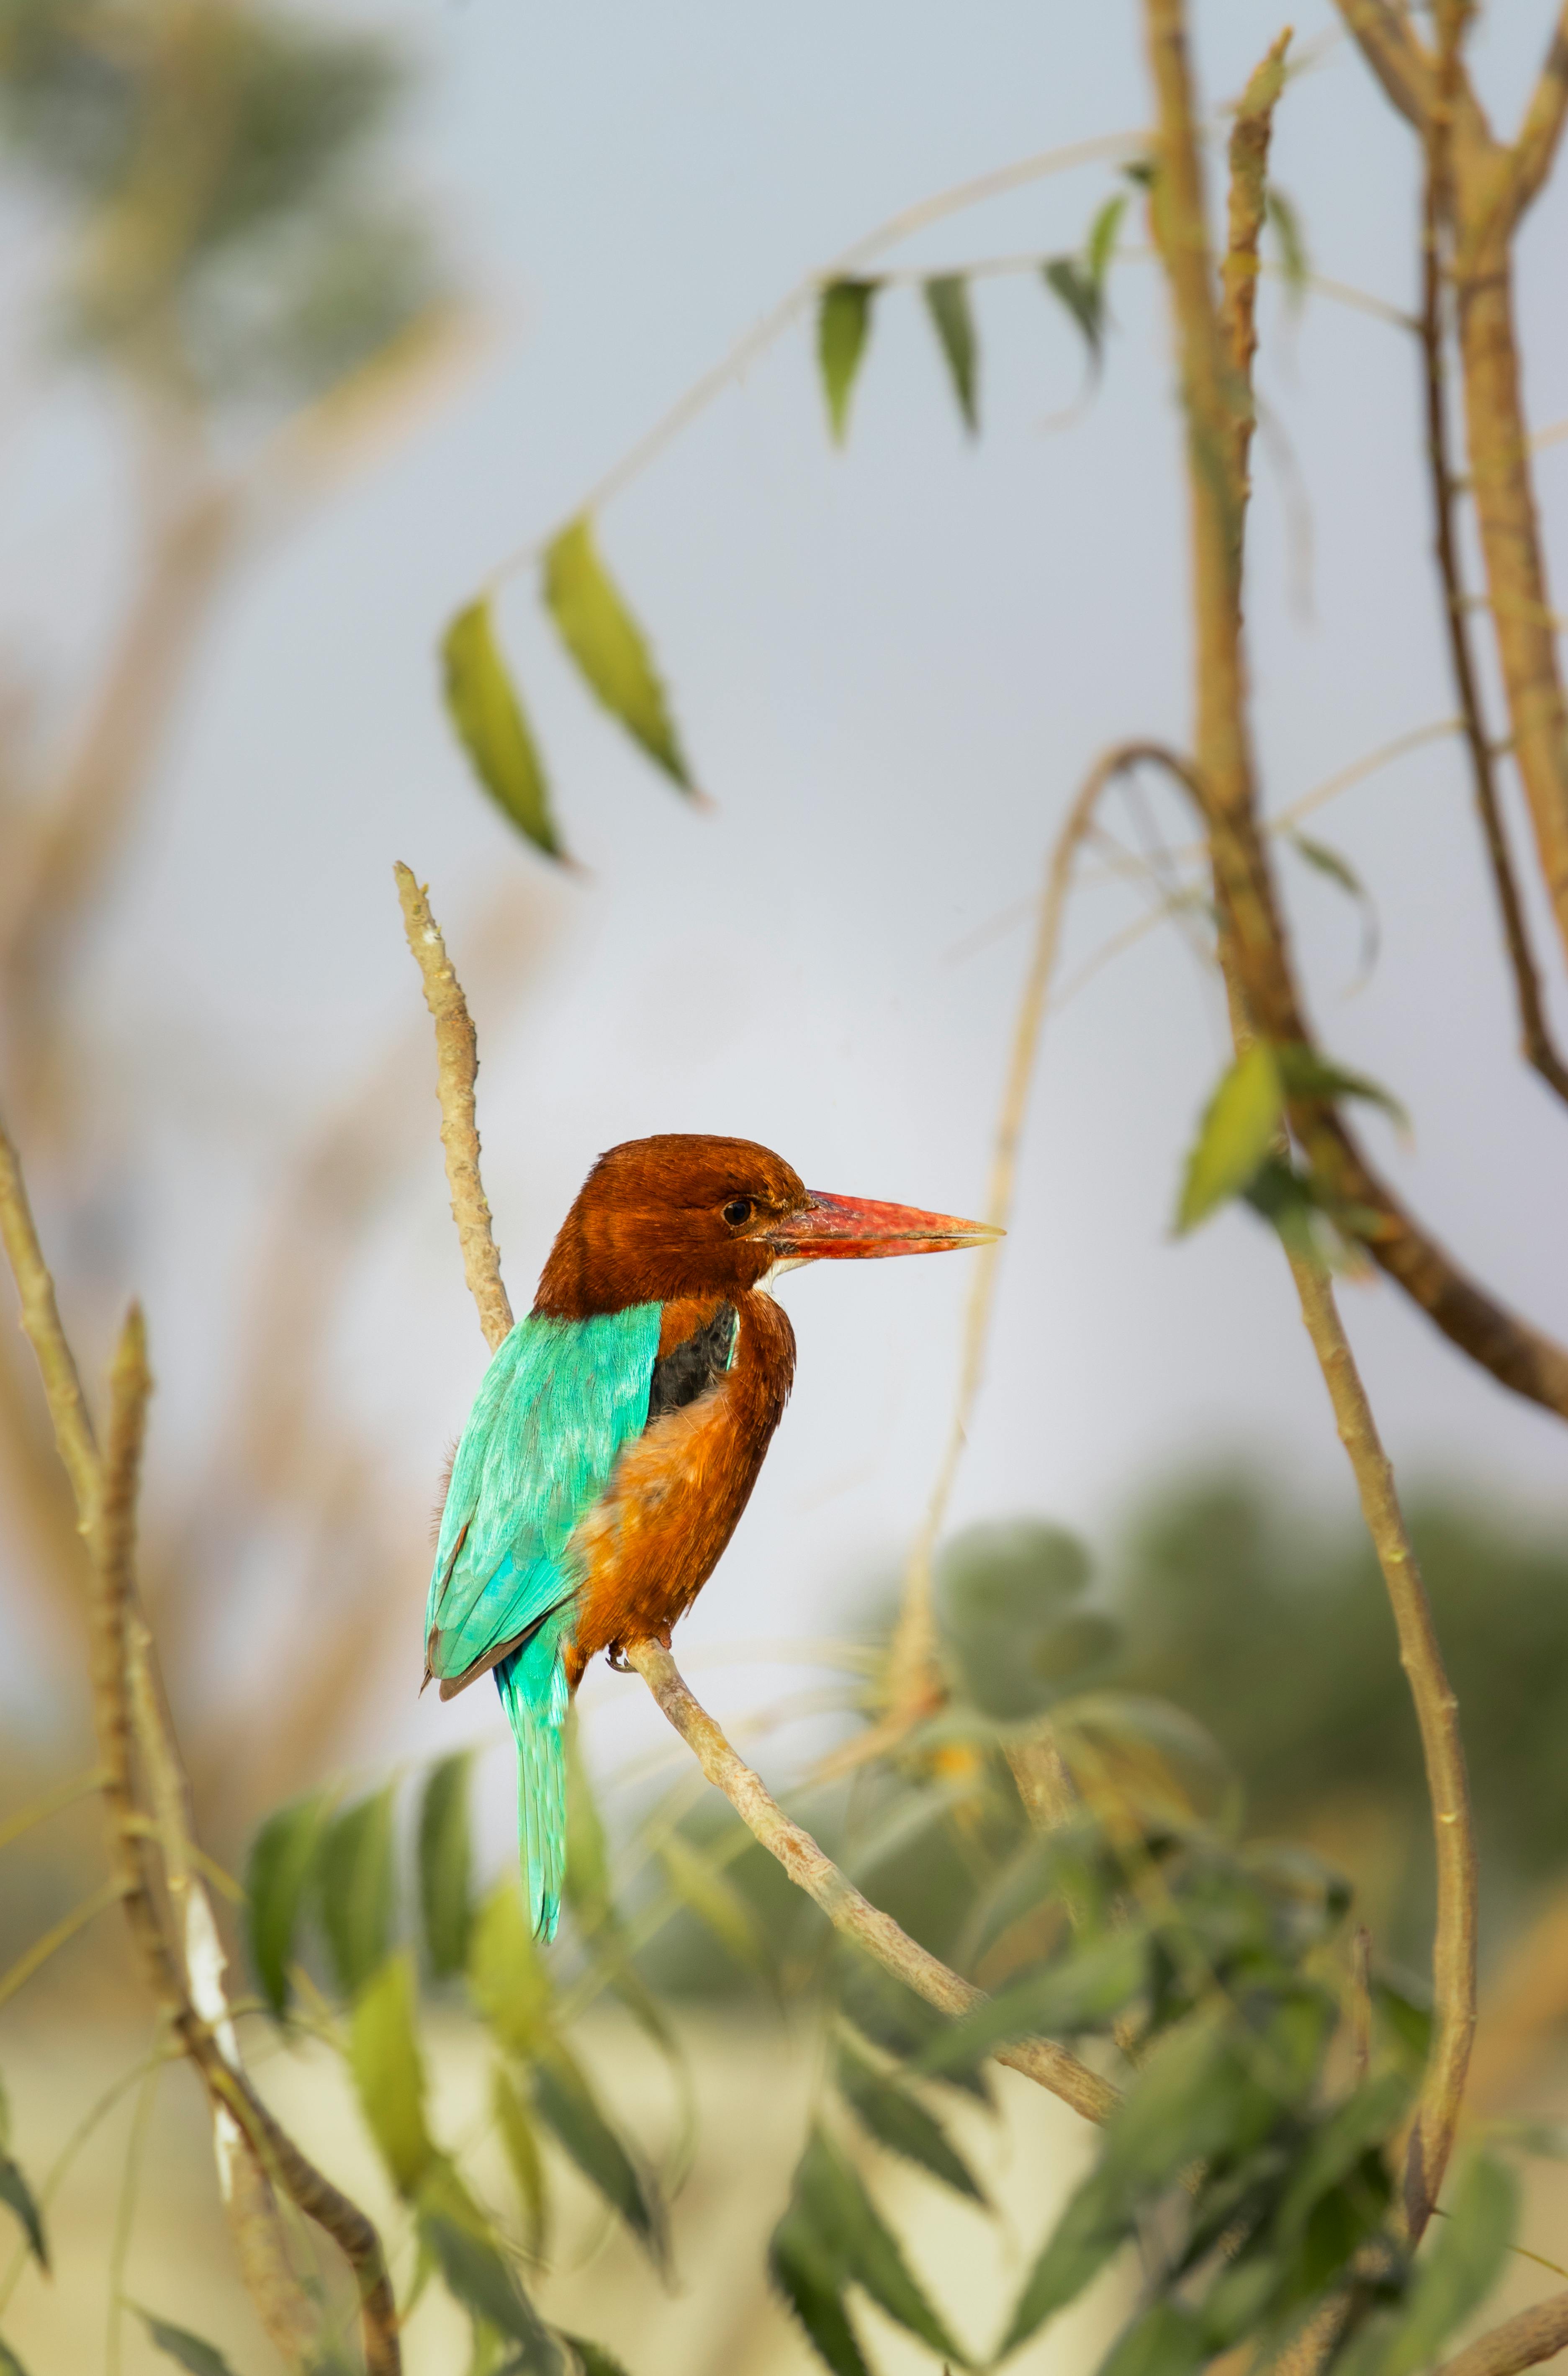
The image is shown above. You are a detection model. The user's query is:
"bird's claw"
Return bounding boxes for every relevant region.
[606,1643,631,1673]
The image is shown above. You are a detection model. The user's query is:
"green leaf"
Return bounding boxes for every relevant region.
[835,2039,985,2203]
[441,599,563,860]
[419,1753,474,1980]
[769,2201,871,2376]
[0,2335,29,2376]
[1272,2072,1411,2240]
[1274,1042,1408,1131]
[1287,833,1381,989]
[817,279,877,444]
[1000,2167,1131,2355]
[541,516,691,790]
[1042,257,1104,369]
[493,2065,550,2260]
[1100,2304,1207,2376]
[349,1952,437,2197]
[915,1932,1146,2078]
[1175,1040,1283,1233]
[468,1880,553,2060]
[556,2340,631,2376]
[1265,188,1309,309]
[792,2129,970,2365]
[0,2159,46,2271]
[132,2311,238,2376]
[245,1788,332,2017]
[1373,1979,1433,2070]
[1087,193,1127,288]
[316,1787,396,2000]
[532,2047,665,2268]
[562,1718,611,1932]
[658,1832,768,1973]
[837,1955,991,2103]
[922,275,978,436]
[1382,2156,1517,2376]
[419,2212,561,2372]
[1104,2013,1278,2188]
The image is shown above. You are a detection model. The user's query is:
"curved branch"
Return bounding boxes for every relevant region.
[395,864,514,1352]
[626,1639,1121,2127]
[1436,2290,1568,2376]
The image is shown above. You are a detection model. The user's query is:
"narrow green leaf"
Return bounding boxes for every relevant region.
[817,280,877,444]
[915,1932,1146,2078]
[1373,1979,1433,2069]
[562,1718,610,1931]
[999,2167,1132,2355]
[1274,1041,1408,1131]
[349,1952,437,2198]
[793,2130,970,2365]
[1265,188,1310,309]
[556,2340,631,2376]
[1175,1041,1283,1233]
[441,599,563,859]
[419,1753,474,1980]
[922,276,978,436]
[658,1832,768,1973]
[1288,833,1382,992]
[420,2212,561,2371]
[532,2047,665,2268]
[1101,2304,1207,2376]
[468,1880,553,2060]
[245,1788,332,2017]
[0,2160,45,2271]
[837,1956,991,2104]
[0,2073,10,2152]
[316,1788,396,2000]
[132,2311,238,2376]
[542,517,691,789]
[1087,193,1128,288]
[1272,2072,1411,2240]
[1104,2014,1278,2188]
[0,2335,29,2376]
[769,2202,871,2376]
[1042,257,1103,368]
[493,2065,550,2260]
[835,2040,985,2203]
[1383,2156,1517,2376]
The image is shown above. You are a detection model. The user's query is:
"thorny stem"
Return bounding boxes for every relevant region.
[626,1641,1121,2127]
[396,862,514,1354]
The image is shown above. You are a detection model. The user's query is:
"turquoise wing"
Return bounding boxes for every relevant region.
[426,1304,663,1684]
[427,1305,661,1943]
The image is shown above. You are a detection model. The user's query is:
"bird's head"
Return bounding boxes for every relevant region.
[534,1133,1001,1316]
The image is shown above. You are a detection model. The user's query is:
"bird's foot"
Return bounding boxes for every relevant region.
[605,1642,631,1673]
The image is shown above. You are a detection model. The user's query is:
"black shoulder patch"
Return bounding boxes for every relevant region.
[647,1302,738,1424]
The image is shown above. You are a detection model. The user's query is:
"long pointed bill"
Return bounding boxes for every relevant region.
[763,1191,1003,1262]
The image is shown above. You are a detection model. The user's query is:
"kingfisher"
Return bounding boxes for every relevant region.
[425,1133,998,1939]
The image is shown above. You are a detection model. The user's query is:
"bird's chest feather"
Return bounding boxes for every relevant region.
[566,1288,795,1676]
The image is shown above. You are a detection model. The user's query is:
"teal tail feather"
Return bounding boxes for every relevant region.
[495,1625,570,1943]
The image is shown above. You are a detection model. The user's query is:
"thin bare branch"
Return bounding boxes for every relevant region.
[1221,31,1292,505]
[1502,3,1568,224]
[1436,2290,1568,2376]
[395,863,514,1353]
[1332,0,1435,127]
[0,1118,100,1525]
[626,1639,1121,2126]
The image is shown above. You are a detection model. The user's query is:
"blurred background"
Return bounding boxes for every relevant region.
[2,0,1567,2368]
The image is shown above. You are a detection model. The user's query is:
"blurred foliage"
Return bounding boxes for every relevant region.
[0,0,439,408]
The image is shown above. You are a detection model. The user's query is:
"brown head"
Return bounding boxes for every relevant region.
[533,1132,1000,1317]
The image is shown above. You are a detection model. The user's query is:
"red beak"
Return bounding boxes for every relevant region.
[762,1191,1002,1262]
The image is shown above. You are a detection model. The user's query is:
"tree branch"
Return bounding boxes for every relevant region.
[1436,2290,1568,2376]
[625,1639,1121,2127]
[395,863,514,1352]
[1221,31,1291,507]
[1332,0,1435,128]
[1502,3,1568,224]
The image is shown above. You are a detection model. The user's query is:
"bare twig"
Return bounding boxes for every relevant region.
[1221,31,1291,504]
[0,1123,101,1525]
[626,1640,1121,2126]
[395,863,514,1353]
[1435,2291,1568,2376]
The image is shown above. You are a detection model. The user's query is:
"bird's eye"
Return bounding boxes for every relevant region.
[722,1197,754,1229]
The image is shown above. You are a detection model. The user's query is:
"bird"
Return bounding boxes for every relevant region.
[424,1133,1000,1940]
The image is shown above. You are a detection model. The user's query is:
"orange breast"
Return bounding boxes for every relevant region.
[563,1288,796,1686]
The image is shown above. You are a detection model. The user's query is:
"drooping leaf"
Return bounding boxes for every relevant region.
[817,280,877,445]
[0,2335,29,2376]
[493,2065,550,2260]
[915,1932,1146,2078]
[1000,2166,1135,2355]
[441,599,563,859]
[316,1787,397,2000]
[419,2211,562,2372]
[418,1753,474,1980]
[837,1954,991,2103]
[922,275,978,435]
[556,2339,632,2376]
[1087,193,1128,287]
[835,2039,985,2203]
[658,1832,768,1974]
[1274,1041,1408,1131]
[531,2047,665,2269]
[1272,2073,1411,2240]
[792,2129,970,2365]
[132,2312,238,2376]
[1381,2155,1517,2376]
[542,517,691,789]
[349,1952,437,2197]
[1287,833,1381,990]
[1101,2303,1208,2376]
[1175,1040,1283,1232]
[245,1787,332,2017]
[468,1880,554,2060]
[0,2160,46,2271]
[1042,257,1104,370]
[770,2199,871,2376]
[1265,187,1309,309]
